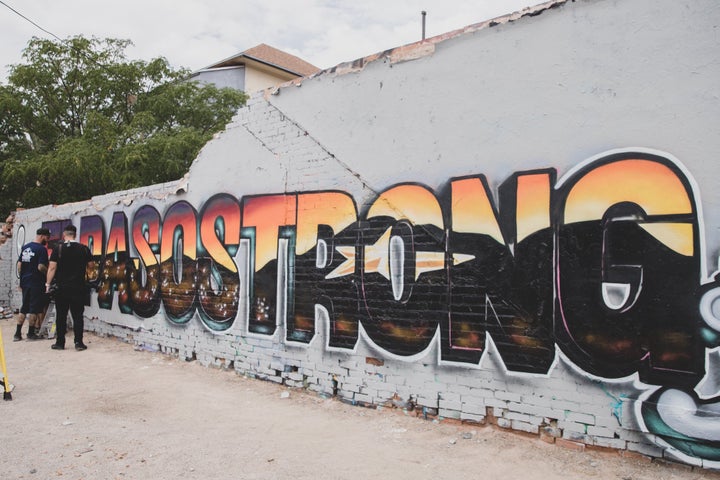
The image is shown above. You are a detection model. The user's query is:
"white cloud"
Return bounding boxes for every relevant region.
[0,0,545,82]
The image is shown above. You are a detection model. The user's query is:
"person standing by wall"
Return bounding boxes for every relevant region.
[15,227,51,341]
[45,225,94,351]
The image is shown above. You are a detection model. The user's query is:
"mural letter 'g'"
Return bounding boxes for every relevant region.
[556,152,704,387]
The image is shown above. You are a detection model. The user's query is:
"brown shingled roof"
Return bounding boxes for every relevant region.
[206,43,320,77]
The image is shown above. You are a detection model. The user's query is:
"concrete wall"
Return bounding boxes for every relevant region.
[3,0,720,469]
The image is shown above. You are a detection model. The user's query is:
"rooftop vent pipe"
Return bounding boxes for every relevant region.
[421,11,427,40]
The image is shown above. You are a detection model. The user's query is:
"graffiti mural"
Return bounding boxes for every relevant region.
[39,149,720,464]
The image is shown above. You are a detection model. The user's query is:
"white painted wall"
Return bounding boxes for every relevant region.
[264,0,720,271]
[3,0,719,469]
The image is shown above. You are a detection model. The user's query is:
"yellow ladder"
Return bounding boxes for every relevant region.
[0,324,12,400]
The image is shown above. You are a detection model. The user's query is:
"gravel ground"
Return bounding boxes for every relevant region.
[0,318,717,480]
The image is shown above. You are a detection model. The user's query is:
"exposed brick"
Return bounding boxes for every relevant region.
[365,356,384,366]
[439,399,462,411]
[496,418,512,429]
[556,438,586,452]
[626,440,664,458]
[439,408,462,420]
[512,420,540,434]
[460,412,486,424]
[592,437,627,450]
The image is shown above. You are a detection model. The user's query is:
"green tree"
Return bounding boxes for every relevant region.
[0,36,247,215]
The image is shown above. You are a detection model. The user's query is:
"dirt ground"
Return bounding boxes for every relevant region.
[0,318,717,480]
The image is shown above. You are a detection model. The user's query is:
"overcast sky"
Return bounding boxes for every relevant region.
[0,0,545,83]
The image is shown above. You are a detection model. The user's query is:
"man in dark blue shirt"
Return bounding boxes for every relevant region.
[45,225,95,351]
[15,227,51,341]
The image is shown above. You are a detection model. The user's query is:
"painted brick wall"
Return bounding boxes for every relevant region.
[0,239,13,312]
[3,0,720,470]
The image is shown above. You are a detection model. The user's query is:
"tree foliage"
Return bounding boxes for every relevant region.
[0,36,247,215]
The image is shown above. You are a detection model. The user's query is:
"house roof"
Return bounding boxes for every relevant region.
[202,43,320,77]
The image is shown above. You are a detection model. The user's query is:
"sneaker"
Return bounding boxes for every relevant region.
[75,343,87,351]
[13,334,21,342]
[26,332,40,341]
[51,343,64,350]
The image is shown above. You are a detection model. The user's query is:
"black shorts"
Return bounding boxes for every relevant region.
[20,286,47,314]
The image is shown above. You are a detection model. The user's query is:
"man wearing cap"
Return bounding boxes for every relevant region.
[15,227,51,341]
[45,225,94,351]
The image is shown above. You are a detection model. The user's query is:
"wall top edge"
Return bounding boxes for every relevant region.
[261,0,569,100]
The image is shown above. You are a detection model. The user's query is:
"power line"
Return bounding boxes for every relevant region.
[0,0,63,42]
[0,0,127,78]
[0,0,175,83]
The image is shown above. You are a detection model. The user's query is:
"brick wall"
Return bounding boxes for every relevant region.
[0,237,13,312]
[3,0,719,470]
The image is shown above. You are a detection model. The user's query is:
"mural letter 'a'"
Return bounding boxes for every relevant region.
[97,212,132,314]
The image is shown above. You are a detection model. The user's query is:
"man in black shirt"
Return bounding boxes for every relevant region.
[45,225,95,351]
